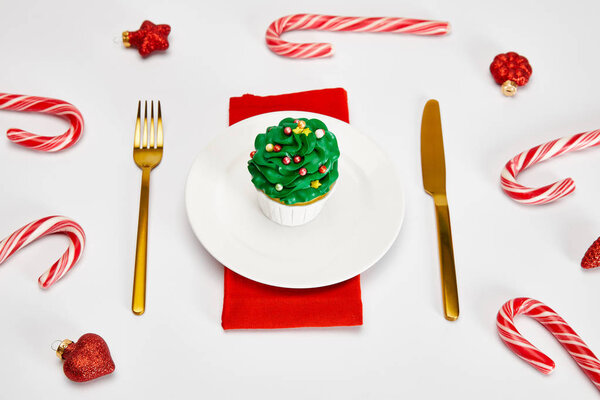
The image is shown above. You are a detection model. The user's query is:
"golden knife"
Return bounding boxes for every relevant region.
[420,99,459,321]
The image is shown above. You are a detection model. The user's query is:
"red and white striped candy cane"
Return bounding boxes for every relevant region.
[501,129,600,204]
[0,216,85,288]
[0,93,84,152]
[266,14,450,59]
[497,297,600,391]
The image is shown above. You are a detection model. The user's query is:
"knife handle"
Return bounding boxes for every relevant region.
[433,194,460,321]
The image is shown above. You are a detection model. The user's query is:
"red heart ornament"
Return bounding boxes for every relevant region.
[58,333,115,382]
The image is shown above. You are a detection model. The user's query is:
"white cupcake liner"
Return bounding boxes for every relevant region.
[256,189,332,226]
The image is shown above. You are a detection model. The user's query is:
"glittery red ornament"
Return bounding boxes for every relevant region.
[282,156,291,165]
[55,333,115,382]
[299,168,307,176]
[293,155,302,163]
[123,20,171,57]
[582,237,600,269]
[318,165,327,173]
[284,127,292,135]
[273,144,282,152]
[490,52,532,96]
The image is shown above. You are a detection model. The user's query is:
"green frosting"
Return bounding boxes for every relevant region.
[248,117,340,205]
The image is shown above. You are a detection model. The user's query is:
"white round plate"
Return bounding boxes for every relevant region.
[185,111,404,288]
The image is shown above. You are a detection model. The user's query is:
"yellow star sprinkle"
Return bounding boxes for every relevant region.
[293,127,312,136]
[310,180,322,189]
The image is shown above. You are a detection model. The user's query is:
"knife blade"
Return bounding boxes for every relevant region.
[421,99,460,321]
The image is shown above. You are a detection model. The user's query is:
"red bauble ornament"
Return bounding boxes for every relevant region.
[490,51,532,96]
[55,333,115,382]
[582,237,600,269]
[250,150,256,158]
[293,156,302,163]
[282,156,291,165]
[299,168,307,176]
[318,165,327,173]
[284,127,292,135]
[123,20,171,57]
[273,144,282,152]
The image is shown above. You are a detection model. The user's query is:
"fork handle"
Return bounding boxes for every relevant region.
[132,168,151,315]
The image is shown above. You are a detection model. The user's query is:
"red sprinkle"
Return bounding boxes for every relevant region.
[250,151,256,158]
[273,144,282,152]
[299,168,307,176]
[293,156,302,163]
[282,156,291,165]
[318,165,327,173]
[284,127,292,135]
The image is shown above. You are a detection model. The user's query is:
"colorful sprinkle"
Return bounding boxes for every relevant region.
[275,183,283,191]
[297,120,307,129]
[284,126,292,135]
[273,144,282,152]
[250,150,256,158]
[315,129,325,139]
[282,156,291,165]
[293,156,302,163]
[318,165,327,173]
[310,180,322,189]
[265,143,274,152]
[299,168,307,176]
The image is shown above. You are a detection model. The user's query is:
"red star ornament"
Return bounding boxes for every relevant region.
[123,20,171,57]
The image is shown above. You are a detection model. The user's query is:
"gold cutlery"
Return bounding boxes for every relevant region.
[420,99,459,321]
[132,101,163,315]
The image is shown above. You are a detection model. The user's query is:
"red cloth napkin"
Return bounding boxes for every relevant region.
[222,88,363,330]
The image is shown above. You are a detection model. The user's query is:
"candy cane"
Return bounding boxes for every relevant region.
[0,93,84,152]
[266,14,450,59]
[497,297,600,391]
[501,129,600,204]
[0,216,85,288]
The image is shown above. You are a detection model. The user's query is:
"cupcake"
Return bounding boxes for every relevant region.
[248,117,340,226]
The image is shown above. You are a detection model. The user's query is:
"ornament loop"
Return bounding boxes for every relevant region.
[50,340,63,352]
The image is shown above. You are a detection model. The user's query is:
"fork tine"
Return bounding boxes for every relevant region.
[150,101,155,148]
[142,101,148,148]
[157,101,163,148]
[134,101,141,147]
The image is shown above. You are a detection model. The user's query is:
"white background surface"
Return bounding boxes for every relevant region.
[0,0,599,398]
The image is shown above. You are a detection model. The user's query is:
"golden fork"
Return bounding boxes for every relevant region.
[132,100,163,315]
